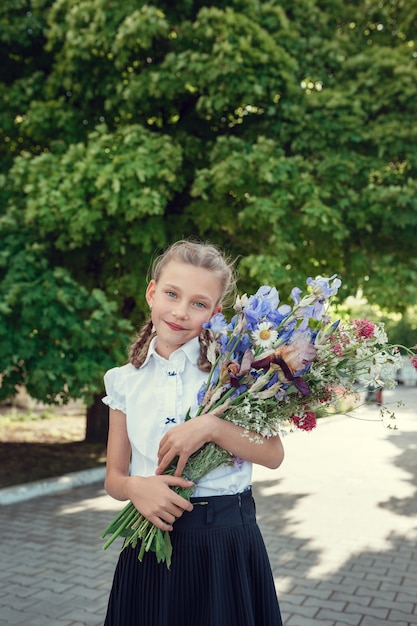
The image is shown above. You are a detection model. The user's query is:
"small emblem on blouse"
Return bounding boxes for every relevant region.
[165,417,177,425]
[166,370,177,376]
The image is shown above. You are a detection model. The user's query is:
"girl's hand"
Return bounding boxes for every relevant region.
[157,413,285,476]
[156,416,214,477]
[127,474,194,531]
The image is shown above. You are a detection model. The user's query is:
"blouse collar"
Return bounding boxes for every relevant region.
[141,335,200,370]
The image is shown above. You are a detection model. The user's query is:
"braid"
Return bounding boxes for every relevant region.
[129,317,156,369]
[197,329,214,373]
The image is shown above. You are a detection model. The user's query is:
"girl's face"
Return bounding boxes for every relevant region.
[145,260,223,359]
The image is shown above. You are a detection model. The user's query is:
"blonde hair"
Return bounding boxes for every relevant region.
[129,240,237,369]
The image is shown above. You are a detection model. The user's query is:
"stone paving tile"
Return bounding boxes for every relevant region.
[316,609,363,626]
[286,615,331,626]
[361,620,410,626]
[1,386,417,625]
[329,592,371,607]
[345,603,389,620]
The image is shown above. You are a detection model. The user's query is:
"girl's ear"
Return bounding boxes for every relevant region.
[145,280,156,307]
[210,304,222,318]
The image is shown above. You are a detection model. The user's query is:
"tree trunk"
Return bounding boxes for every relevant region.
[85,392,109,444]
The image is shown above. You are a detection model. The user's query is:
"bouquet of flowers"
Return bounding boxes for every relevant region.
[101,275,416,568]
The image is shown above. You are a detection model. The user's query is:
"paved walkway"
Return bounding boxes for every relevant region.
[1,387,416,625]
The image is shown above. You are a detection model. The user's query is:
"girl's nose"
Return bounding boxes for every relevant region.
[172,305,188,319]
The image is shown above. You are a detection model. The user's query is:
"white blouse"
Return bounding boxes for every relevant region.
[102,336,252,497]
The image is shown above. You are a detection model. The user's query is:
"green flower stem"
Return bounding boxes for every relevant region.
[102,506,138,550]
[100,500,135,537]
[390,344,415,357]
[101,443,231,567]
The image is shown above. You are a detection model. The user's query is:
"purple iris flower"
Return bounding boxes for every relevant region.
[218,333,229,352]
[266,371,279,387]
[298,301,325,324]
[231,384,248,398]
[203,312,228,336]
[306,275,341,299]
[233,333,251,355]
[211,364,221,382]
[243,286,280,330]
[227,315,239,333]
[197,382,206,404]
[290,287,302,305]
[275,323,296,345]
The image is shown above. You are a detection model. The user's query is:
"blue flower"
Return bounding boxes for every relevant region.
[203,312,228,336]
[197,382,206,405]
[290,287,302,305]
[268,304,292,328]
[232,332,252,355]
[292,275,341,310]
[243,286,280,329]
[306,275,341,299]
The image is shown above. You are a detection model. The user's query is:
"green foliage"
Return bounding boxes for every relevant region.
[0,231,133,404]
[1,0,417,406]
[13,124,184,249]
[383,310,417,349]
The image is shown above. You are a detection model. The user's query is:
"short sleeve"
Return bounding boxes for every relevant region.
[102,367,126,413]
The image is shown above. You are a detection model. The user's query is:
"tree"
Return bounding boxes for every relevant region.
[1,0,416,440]
[0,228,133,440]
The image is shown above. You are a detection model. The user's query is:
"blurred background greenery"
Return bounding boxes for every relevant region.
[1,0,416,443]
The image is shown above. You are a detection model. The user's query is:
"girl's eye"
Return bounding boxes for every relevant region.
[194,301,207,309]
[166,291,177,298]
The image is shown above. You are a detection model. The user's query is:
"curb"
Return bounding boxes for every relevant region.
[0,466,106,506]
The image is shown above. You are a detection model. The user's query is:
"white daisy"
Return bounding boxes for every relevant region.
[251,322,278,348]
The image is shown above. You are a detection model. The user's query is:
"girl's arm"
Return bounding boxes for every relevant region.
[105,408,194,531]
[156,414,284,478]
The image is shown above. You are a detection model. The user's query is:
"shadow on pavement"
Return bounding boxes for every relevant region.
[1,386,416,625]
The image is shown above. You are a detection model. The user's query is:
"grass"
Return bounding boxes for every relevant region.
[0,405,107,490]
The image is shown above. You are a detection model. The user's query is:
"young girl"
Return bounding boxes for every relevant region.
[102,240,284,626]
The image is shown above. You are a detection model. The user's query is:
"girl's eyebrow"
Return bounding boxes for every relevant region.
[164,283,213,303]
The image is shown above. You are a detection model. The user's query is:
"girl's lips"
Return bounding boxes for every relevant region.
[165,321,186,331]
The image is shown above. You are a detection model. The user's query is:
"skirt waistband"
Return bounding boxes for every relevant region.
[173,488,255,531]
[190,487,253,505]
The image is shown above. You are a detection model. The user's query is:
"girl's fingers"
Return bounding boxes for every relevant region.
[155,449,174,473]
[148,514,174,532]
[172,455,187,477]
[149,500,193,530]
[163,475,195,488]
[156,452,190,478]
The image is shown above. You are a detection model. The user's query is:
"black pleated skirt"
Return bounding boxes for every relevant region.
[104,489,283,626]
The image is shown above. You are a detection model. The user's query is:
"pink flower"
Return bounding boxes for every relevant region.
[332,342,344,356]
[411,356,417,371]
[291,412,317,431]
[318,387,332,403]
[340,332,350,345]
[352,318,375,339]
